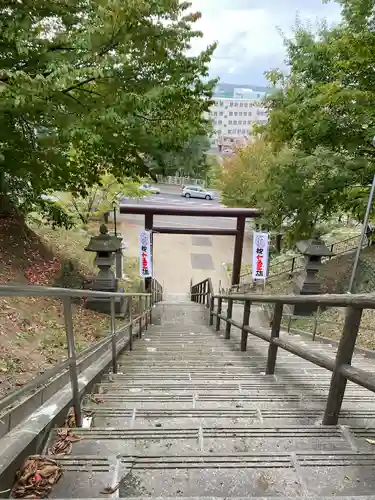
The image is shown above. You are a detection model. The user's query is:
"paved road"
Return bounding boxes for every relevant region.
[117,187,254,295]
[119,191,238,230]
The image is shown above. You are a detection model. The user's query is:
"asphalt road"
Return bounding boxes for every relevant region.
[118,190,238,230]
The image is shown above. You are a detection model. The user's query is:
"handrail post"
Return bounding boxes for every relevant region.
[110,296,117,374]
[139,296,143,337]
[145,295,149,330]
[241,300,251,351]
[265,303,283,375]
[128,296,133,351]
[216,297,223,331]
[225,297,233,339]
[323,305,363,425]
[209,295,214,325]
[149,294,153,325]
[312,306,320,341]
[290,257,295,275]
[206,282,210,308]
[63,297,82,427]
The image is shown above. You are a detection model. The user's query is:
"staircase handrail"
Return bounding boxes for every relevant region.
[237,233,369,286]
[0,282,163,428]
[198,287,375,426]
[191,277,213,308]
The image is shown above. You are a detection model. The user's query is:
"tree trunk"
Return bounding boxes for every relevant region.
[275,233,282,253]
[0,193,16,217]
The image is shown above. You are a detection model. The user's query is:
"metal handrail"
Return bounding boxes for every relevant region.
[0,280,163,427]
[0,284,150,298]
[193,285,375,425]
[238,233,369,284]
[191,278,213,308]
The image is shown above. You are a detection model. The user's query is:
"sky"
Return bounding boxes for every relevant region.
[188,0,342,86]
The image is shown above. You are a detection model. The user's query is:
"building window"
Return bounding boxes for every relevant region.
[234,111,238,116]
[219,100,224,106]
[244,103,248,108]
[233,120,237,125]
[240,102,243,107]
[218,120,222,125]
[219,111,223,116]
[242,129,246,134]
[239,112,242,116]
[243,112,247,116]
[229,120,232,125]
[230,102,234,107]
[234,102,238,107]
[248,120,251,124]
[228,129,232,134]
[214,111,217,116]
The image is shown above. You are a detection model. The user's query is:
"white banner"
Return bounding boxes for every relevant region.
[252,232,269,281]
[139,230,152,278]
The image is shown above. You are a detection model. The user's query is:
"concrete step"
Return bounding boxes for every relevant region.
[47,451,375,497]
[83,406,375,427]
[42,300,375,498]
[102,373,334,382]
[41,497,375,500]
[83,391,375,410]
[96,382,372,396]
[47,425,362,456]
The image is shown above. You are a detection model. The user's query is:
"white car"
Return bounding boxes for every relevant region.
[181,185,213,200]
[139,184,160,194]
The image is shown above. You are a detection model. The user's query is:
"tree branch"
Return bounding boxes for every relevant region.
[134,112,170,123]
[62,77,97,94]
[62,91,85,107]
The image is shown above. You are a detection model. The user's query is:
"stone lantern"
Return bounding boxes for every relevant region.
[84,224,125,316]
[293,236,334,316]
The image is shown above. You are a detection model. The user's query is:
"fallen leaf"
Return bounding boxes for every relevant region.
[100,483,120,494]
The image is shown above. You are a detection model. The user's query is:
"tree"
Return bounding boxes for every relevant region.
[258,2,375,234]
[262,146,370,243]
[149,135,211,179]
[56,174,144,226]
[0,0,216,218]
[216,138,275,208]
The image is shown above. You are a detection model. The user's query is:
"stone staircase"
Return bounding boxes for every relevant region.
[41,300,375,499]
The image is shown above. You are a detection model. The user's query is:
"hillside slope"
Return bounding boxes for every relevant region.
[0,215,138,396]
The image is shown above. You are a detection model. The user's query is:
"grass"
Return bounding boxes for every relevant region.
[226,263,251,276]
[0,216,140,397]
[260,245,375,350]
[285,307,375,350]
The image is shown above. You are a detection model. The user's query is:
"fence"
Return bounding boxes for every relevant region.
[238,233,369,286]
[156,175,204,186]
[0,279,163,428]
[191,283,375,425]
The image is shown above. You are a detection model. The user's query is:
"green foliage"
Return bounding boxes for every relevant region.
[255,1,375,237]
[149,135,211,179]
[216,139,275,209]
[56,174,143,226]
[262,147,370,244]
[0,0,216,216]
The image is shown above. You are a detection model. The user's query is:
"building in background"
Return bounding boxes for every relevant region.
[206,83,272,156]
